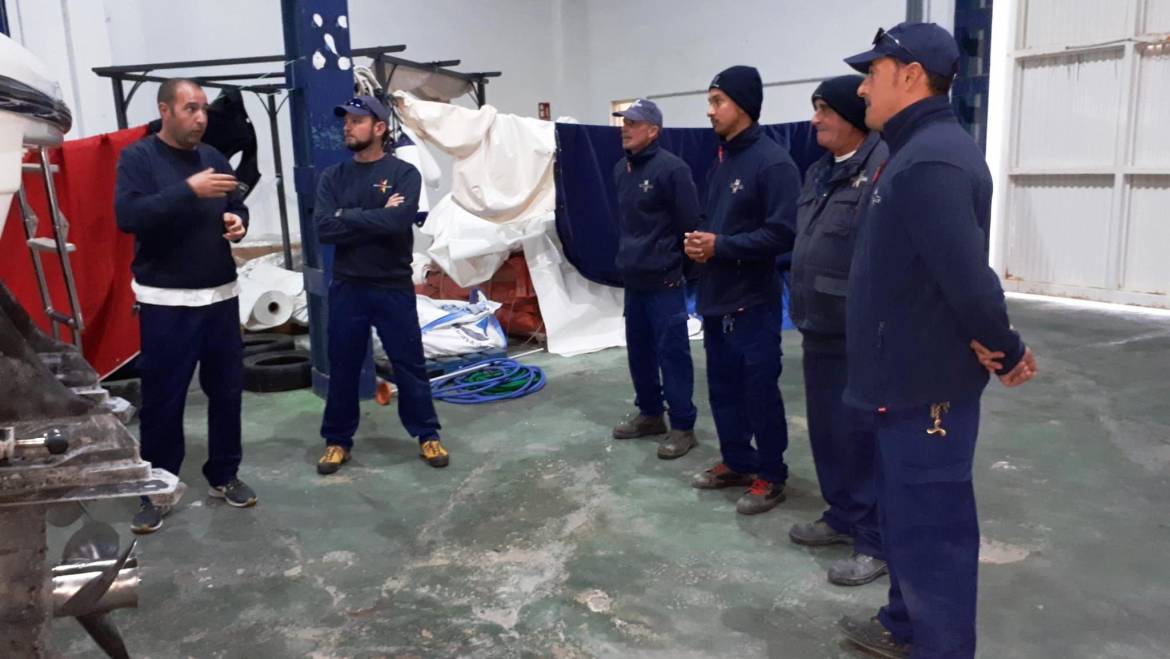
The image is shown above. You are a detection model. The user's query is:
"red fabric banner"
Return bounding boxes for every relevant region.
[0,125,149,378]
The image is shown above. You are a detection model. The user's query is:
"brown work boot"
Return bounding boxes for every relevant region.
[420,439,450,468]
[691,462,755,489]
[317,445,350,475]
[657,429,697,459]
[612,412,667,439]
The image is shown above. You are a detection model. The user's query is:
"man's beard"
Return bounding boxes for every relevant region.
[346,137,374,152]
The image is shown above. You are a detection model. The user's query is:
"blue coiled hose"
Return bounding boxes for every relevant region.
[430,358,546,404]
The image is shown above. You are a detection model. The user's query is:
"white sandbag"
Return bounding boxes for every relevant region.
[416,290,506,358]
[373,291,506,360]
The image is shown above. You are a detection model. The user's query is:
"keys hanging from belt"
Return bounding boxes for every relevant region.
[927,402,951,437]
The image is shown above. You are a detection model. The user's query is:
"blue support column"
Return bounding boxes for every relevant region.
[281,0,375,399]
[954,0,993,152]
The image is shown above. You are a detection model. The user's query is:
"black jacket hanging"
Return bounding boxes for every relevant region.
[147,88,261,198]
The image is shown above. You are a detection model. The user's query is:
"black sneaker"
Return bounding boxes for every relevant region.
[735,478,786,515]
[208,478,257,508]
[839,615,911,659]
[131,499,168,535]
[612,412,667,439]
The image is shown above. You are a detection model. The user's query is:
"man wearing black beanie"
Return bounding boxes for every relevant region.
[685,65,801,516]
[788,74,889,587]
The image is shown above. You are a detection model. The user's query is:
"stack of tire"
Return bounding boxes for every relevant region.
[242,333,311,393]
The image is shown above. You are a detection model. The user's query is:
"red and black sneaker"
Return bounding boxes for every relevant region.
[735,478,785,515]
[691,463,755,490]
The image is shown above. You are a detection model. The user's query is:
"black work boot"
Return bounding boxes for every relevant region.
[789,518,852,547]
[839,616,911,659]
[828,553,889,586]
[657,429,697,459]
[612,412,667,439]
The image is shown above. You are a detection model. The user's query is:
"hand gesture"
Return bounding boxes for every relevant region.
[223,212,246,241]
[385,193,405,208]
[187,167,238,199]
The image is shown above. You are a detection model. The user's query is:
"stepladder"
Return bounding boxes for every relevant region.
[15,145,84,348]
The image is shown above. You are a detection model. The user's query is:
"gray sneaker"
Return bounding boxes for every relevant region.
[657,429,697,459]
[131,499,170,535]
[735,478,786,515]
[789,518,852,547]
[828,552,889,586]
[208,478,257,508]
[838,615,911,659]
[612,412,667,439]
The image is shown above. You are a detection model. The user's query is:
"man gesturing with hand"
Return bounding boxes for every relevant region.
[115,78,257,535]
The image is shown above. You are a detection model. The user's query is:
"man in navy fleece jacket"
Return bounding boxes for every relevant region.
[835,23,1038,659]
[610,98,701,460]
[685,65,801,517]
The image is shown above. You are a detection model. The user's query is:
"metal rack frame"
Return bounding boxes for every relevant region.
[91,47,500,269]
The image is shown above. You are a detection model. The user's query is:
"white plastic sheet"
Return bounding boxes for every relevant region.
[393,93,626,357]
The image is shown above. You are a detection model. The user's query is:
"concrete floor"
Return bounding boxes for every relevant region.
[50,297,1170,658]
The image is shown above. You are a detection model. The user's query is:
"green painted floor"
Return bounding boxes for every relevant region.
[51,297,1170,658]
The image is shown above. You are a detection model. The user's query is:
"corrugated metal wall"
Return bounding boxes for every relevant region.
[1123,178,1170,295]
[1020,0,1133,49]
[1015,52,1124,169]
[1133,44,1170,168]
[997,0,1170,307]
[1006,176,1114,287]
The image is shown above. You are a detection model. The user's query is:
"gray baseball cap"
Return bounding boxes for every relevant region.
[612,98,663,127]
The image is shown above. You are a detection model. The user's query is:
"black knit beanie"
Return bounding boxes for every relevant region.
[811,75,867,132]
[709,65,763,122]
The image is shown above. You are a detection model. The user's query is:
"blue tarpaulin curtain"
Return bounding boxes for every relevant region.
[553,121,825,288]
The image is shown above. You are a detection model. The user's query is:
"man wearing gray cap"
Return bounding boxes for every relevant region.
[610,98,702,460]
[314,94,450,476]
[836,23,1038,659]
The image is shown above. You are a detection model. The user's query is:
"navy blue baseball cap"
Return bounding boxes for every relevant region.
[844,22,960,78]
[612,98,663,127]
[334,95,390,122]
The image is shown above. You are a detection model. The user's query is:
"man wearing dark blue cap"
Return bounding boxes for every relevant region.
[788,74,889,587]
[685,66,801,515]
[836,23,1038,659]
[314,94,450,475]
[610,98,702,459]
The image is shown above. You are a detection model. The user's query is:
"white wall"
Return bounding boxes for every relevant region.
[4,0,955,242]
